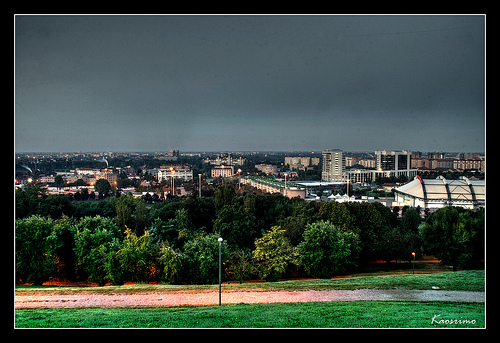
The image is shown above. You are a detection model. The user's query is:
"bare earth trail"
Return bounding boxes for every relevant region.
[14,289,485,309]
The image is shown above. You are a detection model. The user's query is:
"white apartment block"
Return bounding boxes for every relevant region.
[322,149,347,182]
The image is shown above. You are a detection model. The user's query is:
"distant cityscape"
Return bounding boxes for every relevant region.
[15,148,485,213]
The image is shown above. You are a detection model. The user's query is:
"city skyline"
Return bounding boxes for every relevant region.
[14,148,485,155]
[15,15,485,153]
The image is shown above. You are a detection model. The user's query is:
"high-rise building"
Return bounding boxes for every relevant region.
[376,150,410,171]
[322,149,346,182]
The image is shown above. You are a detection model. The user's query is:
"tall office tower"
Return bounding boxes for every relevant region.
[322,149,346,182]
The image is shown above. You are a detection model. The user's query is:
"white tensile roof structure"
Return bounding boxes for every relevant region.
[394,176,485,209]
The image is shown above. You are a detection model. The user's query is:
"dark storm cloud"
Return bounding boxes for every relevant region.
[15,15,485,152]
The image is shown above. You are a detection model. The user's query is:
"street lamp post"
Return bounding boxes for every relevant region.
[198,173,202,197]
[218,237,223,306]
[169,167,175,196]
[412,252,416,275]
[172,170,175,196]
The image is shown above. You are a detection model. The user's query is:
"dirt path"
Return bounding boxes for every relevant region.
[15,289,485,309]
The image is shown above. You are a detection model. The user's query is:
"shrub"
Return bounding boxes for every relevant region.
[298,221,360,278]
[228,249,258,283]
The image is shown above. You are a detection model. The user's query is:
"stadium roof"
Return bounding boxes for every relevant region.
[394,176,485,203]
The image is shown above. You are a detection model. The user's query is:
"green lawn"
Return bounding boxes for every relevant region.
[228,269,485,292]
[15,301,485,328]
[15,269,485,294]
[15,270,486,328]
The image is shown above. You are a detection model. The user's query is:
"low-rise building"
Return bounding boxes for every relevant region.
[255,164,278,175]
[157,165,194,182]
[211,165,234,178]
[454,159,483,171]
[285,156,320,171]
[204,153,246,166]
[358,158,376,169]
[96,171,117,184]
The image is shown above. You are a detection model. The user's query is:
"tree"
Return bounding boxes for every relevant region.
[37,194,74,218]
[297,221,360,278]
[398,207,423,260]
[132,197,149,235]
[15,183,46,219]
[115,194,134,233]
[344,202,386,261]
[76,215,121,238]
[15,215,57,285]
[73,216,121,285]
[213,202,257,249]
[420,206,484,271]
[281,216,307,246]
[214,184,236,210]
[74,227,116,286]
[149,218,178,247]
[105,245,125,285]
[183,233,230,284]
[228,249,257,283]
[253,226,299,281]
[158,243,185,284]
[54,175,65,188]
[51,216,78,280]
[117,227,157,282]
[318,202,354,232]
[94,179,111,196]
[175,208,194,241]
[180,196,216,233]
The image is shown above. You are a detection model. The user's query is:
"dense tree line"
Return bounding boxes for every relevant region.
[15,184,484,285]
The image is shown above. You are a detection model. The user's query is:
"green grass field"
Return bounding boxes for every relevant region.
[226,269,485,292]
[15,270,486,328]
[15,301,485,328]
[15,270,485,295]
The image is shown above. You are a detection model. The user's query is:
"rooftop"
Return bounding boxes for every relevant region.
[242,176,305,190]
[394,176,485,203]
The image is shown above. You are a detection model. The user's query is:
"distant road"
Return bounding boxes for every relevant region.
[15,289,485,309]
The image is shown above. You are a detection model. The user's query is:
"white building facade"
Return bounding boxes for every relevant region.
[157,167,193,182]
[394,176,485,210]
[211,165,234,178]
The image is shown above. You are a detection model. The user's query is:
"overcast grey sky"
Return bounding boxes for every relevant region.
[15,15,485,153]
